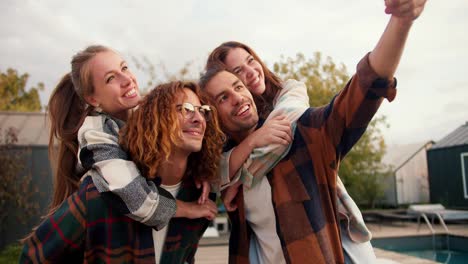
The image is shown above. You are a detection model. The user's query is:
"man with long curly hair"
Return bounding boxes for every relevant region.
[121,81,225,263]
[20,81,225,263]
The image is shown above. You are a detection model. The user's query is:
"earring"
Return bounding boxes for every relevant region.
[94,104,102,113]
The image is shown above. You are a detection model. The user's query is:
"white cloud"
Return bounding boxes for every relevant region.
[1,0,467,145]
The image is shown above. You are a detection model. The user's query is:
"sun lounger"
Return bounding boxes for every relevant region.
[407,204,468,233]
[408,204,468,221]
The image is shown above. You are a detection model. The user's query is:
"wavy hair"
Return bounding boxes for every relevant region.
[23,45,111,242]
[121,81,224,184]
[205,41,283,118]
[48,45,111,209]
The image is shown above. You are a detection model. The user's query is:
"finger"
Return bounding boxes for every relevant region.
[206,200,217,207]
[211,206,218,215]
[205,202,217,213]
[386,0,413,16]
[396,5,424,18]
[204,211,215,220]
[201,182,210,204]
[271,130,292,144]
[271,119,291,128]
[272,115,287,120]
[282,132,292,143]
[386,0,425,16]
[385,0,400,8]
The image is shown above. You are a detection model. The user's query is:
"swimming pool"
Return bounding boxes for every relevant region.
[372,235,468,264]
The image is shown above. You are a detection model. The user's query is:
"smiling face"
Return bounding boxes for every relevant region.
[224,47,266,96]
[86,50,140,121]
[175,88,207,155]
[203,70,258,141]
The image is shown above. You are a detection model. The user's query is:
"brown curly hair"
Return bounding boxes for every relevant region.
[121,81,224,184]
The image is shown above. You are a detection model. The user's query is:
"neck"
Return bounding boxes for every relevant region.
[112,108,133,122]
[230,125,257,144]
[158,151,188,186]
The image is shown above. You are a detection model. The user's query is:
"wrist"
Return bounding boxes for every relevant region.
[244,133,258,149]
[175,200,189,218]
[391,15,414,29]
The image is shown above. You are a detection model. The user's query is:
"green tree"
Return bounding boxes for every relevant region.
[273,52,391,208]
[0,68,43,112]
[0,127,39,247]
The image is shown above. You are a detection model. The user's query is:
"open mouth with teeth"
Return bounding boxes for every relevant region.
[235,104,251,117]
[248,76,261,88]
[124,88,138,98]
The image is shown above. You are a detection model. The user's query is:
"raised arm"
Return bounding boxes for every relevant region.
[369,0,427,78]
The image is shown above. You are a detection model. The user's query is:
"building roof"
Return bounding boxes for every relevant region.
[0,111,49,146]
[382,141,434,171]
[431,121,468,150]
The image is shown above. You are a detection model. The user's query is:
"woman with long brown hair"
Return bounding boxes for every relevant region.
[45,45,180,227]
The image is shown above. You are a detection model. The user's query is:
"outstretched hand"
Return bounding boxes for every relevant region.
[385,0,427,21]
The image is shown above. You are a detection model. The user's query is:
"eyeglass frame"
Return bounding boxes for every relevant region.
[176,102,212,121]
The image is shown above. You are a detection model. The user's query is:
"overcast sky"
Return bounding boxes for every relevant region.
[1,0,467,145]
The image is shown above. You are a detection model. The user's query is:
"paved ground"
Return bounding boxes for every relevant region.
[194,221,468,263]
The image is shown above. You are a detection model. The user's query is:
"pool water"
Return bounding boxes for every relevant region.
[372,235,468,264]
[397,249,468,264]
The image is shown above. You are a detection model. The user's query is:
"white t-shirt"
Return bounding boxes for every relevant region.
[152,182,182,264]
[243,177,286,264]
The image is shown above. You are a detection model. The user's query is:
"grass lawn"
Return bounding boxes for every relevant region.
[0,243,21,264]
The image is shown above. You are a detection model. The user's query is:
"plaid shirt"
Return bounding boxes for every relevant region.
[227,53,397,264]
[20,176,213,264]
[77,113,176,230]
[221,79,372,244]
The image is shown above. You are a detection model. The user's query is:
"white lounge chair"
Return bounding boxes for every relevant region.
[408,203,468,233]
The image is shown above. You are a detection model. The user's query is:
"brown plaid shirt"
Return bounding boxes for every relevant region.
[227,53,397,264]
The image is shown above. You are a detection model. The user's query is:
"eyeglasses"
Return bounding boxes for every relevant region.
[176,102,212,121]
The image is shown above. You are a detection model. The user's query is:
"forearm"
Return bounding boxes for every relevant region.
[369,16,413,78]
[228,137,256,179]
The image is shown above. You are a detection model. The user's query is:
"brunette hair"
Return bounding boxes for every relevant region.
[205,41,283,118]
[48,45,111,209]
[121,81,224,184]
[21,45,112,242]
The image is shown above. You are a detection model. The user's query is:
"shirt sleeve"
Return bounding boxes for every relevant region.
[235,80,310,188]
[321,52,397,159]
[77,114,176,230]
[218,149,242,191]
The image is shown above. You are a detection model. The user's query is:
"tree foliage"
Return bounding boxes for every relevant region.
[273,52,391,208]
[0,127,40,245]
[0,68,43,112]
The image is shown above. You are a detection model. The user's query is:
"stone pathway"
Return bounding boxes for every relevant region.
[194,222,468,263]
